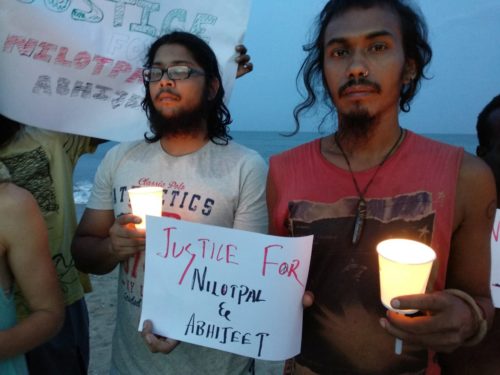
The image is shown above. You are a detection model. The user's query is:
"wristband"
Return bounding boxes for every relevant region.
[444,288,488,347]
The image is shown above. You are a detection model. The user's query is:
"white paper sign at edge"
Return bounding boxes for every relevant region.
[490,209,500,307]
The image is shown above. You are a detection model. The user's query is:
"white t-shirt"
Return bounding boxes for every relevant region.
[88,139,281,374]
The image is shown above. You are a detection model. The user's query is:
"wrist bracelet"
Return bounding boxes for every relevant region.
[443,288,488,347]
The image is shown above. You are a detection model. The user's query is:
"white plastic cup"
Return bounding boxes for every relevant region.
[127,187,164,229]
[376,239,436,315]
[377,238,436,355]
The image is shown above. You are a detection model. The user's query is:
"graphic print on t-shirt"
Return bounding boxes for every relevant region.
[116,179,218,310]
[288,191,437,374]
[113,180,215,218]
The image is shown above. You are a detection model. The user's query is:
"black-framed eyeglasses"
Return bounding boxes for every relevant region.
[142,65,205,83]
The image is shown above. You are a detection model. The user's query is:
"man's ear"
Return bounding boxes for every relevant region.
[208,78,220,101]
[403,59,417,84]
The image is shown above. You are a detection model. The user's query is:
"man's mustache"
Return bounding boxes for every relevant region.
[338,78,381,97]
[155,88,180,100]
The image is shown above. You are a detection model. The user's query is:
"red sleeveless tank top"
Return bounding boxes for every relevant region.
[268,130,463,374]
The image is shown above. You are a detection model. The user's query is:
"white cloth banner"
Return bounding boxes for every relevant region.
[0,0,251,142]
[139,216,313,361]
[490,209,500,307]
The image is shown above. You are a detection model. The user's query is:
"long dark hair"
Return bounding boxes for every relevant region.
[0,114,21,148]
[477,94,500,151]
[142,31,232,144]
[293,0,432,133]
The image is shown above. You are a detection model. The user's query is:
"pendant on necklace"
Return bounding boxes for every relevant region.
[352,198,367,245]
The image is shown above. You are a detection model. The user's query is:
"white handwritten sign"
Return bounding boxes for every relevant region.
[491,209,500,307]
[139,216,313,361]
[0,0,250,141]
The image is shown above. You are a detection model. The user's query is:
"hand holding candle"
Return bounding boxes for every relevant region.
[376,238,436,354]
[128,187,164,229]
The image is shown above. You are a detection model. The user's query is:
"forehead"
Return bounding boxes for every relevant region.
[152,43,198,66]
[324,6,403,45]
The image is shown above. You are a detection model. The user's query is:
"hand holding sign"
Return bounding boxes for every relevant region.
[139,216,313,361]
[235,45,253,78]
[142,320,180,354]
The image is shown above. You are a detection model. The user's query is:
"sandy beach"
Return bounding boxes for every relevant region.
[76,204,118,374]
[85,269,118,374]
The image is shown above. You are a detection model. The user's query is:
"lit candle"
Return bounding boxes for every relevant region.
[376,238,436,354]
[127,187,164,229]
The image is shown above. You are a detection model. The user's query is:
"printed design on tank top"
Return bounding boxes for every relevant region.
[287,191,438,374]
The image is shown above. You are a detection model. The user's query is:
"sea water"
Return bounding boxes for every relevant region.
[73,131,478,205]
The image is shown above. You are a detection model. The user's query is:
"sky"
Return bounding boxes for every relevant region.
[229,0,500,134]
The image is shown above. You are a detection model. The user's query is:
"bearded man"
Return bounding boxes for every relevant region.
[267,1,495,374]
[71,32,281,374]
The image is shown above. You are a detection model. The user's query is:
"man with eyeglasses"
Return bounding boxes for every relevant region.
[71,31,282,374]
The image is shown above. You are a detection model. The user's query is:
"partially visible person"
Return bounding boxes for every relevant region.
[0,164,64,374]
[72,31,281,374]
[0,115,101,374]
[439,94,500,374]
[477,95,500,202]
[267,1,495,374]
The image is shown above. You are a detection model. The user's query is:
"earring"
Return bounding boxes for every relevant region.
[404,73,415,84]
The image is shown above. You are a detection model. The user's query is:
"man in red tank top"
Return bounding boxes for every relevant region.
[267,1,496,374]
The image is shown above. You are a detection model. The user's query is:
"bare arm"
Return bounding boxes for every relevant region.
[381,153,496,352]
[0,184,64,359]
[447,152,496,323]
[72,208,145,275]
